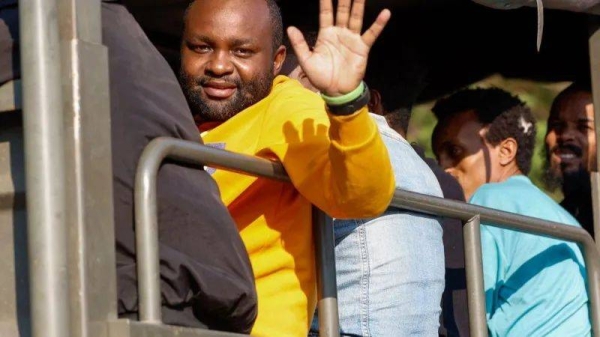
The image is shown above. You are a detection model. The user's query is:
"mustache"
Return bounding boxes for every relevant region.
[195,75,241,88]
[550,143,583,157]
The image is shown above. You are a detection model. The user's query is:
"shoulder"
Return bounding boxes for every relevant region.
[260,76,326,122]
[471,176,581,227]
[269,76,323,106]
[386,142,443,197]
[469,178,528,210]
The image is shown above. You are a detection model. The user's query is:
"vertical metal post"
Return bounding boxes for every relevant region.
[19,0,70,337]
[134,142,168,324]
[588,20,600,248]
[313,207,340,337]
[583,241,600,337]
[463,215,488,337]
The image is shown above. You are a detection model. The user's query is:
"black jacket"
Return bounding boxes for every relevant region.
[0,2,258,332]
[102,3,257,332]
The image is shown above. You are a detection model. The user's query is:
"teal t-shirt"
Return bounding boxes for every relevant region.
[469,175,591,337]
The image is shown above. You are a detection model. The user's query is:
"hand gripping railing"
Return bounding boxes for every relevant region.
[135,137,600,337]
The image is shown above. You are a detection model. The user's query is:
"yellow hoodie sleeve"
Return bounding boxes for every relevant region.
[259,82,395,219]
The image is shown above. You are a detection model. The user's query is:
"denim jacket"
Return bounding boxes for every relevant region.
[369,113,442,200]
[334,113,443,234]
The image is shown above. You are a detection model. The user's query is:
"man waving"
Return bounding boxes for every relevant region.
[179,0,394,335]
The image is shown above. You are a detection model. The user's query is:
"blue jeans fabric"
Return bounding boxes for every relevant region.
[311,114,445,336]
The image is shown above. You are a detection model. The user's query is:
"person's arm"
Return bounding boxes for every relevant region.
[262,92,394,218]
[271,0,393,218]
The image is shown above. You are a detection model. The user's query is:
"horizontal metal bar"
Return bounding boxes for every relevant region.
[108,319,250,337]
[390,189,600,336]
[390,189,594,244]
[135,137,600,335]
[134,138,289,323]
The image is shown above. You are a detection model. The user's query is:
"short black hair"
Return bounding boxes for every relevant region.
[432,87,537,174]
[266,0,284,53]
[183,0,283,54]
[365,51,428,133]
[549,80,592,118]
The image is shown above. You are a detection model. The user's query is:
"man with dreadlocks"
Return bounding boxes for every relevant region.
[432,88,590,337]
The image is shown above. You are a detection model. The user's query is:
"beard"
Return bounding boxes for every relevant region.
[179,68,274,123]
[542,145,590,195]
[542,147,563,192]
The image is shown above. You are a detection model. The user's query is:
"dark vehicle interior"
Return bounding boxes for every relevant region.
[124,0,594,104]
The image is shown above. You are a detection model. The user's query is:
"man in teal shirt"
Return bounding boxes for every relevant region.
[432,88,590,336]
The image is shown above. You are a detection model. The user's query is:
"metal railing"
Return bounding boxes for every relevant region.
[135,137,600,337]
[391,189,600,336]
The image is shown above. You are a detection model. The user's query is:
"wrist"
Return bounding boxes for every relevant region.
[321,82,365,105]
[321,82,370,115]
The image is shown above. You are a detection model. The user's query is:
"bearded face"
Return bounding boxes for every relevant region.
[544,89,595,193]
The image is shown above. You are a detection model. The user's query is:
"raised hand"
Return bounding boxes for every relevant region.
[286,0,391,97]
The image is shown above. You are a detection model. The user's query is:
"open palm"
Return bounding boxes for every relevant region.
[287,0,391,97]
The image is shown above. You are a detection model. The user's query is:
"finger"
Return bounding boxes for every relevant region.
[319,0,334,28]
[361,9,391,48]
[348,0,365,33]
[335,0,351,28]
[286,27,311,64]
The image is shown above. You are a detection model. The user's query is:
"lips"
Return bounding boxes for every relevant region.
[552,144,582,164]
[202,82,237,99]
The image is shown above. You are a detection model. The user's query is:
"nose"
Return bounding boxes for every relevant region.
[206,50,234,77]
[556,123,576,144]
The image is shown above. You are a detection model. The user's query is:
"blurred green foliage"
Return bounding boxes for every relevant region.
[406,74,569,201]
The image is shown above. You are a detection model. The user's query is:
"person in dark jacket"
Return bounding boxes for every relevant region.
[0,0,257,332]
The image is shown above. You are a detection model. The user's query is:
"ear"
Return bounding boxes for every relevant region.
[368,89,384,115]
[273,45,287,76]
[498,137,518,166]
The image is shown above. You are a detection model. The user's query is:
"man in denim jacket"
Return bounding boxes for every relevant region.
[328,108,445,336]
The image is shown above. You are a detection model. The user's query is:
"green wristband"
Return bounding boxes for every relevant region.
[320,82,365,106]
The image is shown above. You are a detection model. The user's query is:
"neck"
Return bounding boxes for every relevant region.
[497,165,523,183]
[562,170,592,199]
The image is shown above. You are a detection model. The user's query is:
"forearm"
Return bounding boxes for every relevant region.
[323,107,395,218]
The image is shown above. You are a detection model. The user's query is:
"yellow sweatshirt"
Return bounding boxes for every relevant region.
[201,76,394,337]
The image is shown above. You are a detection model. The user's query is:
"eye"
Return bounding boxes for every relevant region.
[547,121,564,132]
[234,48,254,57]
[188,43,211,54]
[577,123,594,132]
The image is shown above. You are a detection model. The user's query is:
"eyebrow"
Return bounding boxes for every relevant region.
[578,117,594,123]
[187,35,257,47]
